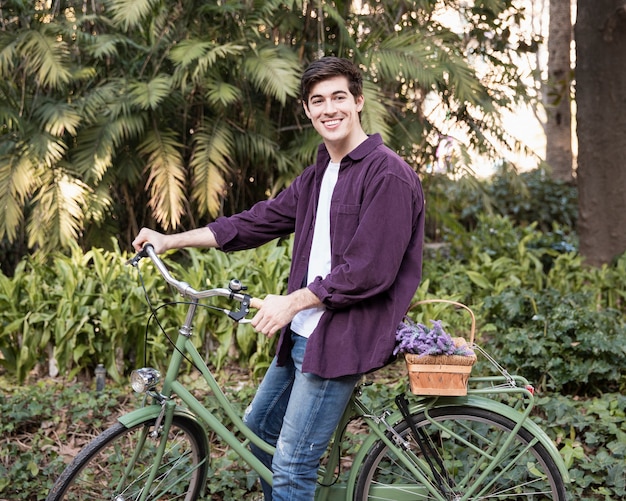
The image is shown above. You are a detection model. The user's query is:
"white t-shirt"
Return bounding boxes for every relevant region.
[290,161,340,338]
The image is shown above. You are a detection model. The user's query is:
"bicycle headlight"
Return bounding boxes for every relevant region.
[130,368,161,393]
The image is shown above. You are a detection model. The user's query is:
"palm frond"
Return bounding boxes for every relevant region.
[0,33,17,79]
[139,129,186,230]
[0,151,38,241]
[72,112,146,181]
[71,125,115,182]
[205,78,242,107]
[233,131,281,169]
[169,40,246,83]
[361,80,392,141]
[27,170,87,251]
[189,124,233,217]
[74,79,130,123]
[26,130,67,168]
[34,101,82,137]
[128,74,173,110]
[71,83,146,182]
[372,33,445,88]
[169,39,216,67]
[84,34,124,59]
[107,0,157,31]
[243,46,301,105]
[0,100,21,132]
[16,29,72,88]
[83,179,115,225]
[437,48,490,107]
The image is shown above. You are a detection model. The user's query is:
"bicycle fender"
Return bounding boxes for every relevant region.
[347,394,570,491]
[117,405,202,429]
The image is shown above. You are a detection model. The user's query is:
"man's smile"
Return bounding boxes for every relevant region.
[323,119,342,128]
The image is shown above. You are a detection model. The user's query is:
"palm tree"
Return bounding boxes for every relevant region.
[0,0,537,265]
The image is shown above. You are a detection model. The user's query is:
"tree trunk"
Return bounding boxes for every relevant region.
[576,0,626,266]
[545,0,574,182]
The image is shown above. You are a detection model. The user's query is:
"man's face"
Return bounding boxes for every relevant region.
[303,76,364,146]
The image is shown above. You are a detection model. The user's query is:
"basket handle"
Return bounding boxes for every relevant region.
[406,299,476,345]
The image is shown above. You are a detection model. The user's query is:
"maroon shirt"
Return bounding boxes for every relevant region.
[208,134,425,378]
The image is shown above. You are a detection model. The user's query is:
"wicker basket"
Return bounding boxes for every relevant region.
[403,300,477,396]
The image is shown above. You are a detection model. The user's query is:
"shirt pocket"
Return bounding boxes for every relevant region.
[331,204,361,257]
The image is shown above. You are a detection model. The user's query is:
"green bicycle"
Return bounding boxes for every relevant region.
[46,244,569,500]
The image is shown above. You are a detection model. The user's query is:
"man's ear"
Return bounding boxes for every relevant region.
[356,94,365,112]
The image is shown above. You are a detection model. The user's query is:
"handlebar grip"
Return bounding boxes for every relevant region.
[250,297,264,309]
[127,243,153,267]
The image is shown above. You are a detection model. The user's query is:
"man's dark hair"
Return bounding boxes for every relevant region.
[300,57,363,104]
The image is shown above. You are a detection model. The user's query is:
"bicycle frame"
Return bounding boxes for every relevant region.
[122,246,569,501]
[120,323,569,500]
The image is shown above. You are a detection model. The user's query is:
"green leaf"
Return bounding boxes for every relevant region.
[17,28,72,88]
[107,0,156,31]
[465,270,493,290]
[139,129,186,229]
[27,461,39,476]
[243,46,300,105]
[128,75,173,110]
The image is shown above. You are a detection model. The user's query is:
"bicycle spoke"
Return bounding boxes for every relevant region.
[46,417,208,501]
[355,406,566,500]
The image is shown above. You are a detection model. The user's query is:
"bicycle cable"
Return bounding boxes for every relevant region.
[316,416,358,488]
[133,261,225,373]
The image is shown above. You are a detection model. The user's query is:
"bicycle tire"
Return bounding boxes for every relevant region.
[354,405,567,501]
[46,414,209,501]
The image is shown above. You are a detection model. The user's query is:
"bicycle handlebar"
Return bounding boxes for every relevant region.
[128,244,263,319]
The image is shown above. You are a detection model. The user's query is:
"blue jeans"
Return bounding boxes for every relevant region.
[243,333,361,501]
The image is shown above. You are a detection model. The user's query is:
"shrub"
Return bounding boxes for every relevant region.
[423,166,578,243]
[0,241,291,384]
[481,287,626,395]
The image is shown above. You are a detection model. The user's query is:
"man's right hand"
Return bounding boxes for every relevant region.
[132,228,170,254]
[132,226,219,254]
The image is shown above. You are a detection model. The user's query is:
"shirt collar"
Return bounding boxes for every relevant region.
[315,133,383,168]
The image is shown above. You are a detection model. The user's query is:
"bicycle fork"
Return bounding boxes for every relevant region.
[115,398,177,501]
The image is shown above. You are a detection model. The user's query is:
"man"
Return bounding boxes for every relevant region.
[132,56,425,500]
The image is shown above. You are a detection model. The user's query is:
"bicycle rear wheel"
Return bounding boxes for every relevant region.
[355,405,567,500]
[46,414,209,501]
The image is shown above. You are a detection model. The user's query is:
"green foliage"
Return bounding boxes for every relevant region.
[424,166,578,243]
[0,379,132,500]
[463,166,578,231]
[0,240,291,384]
[421,213,572,306]
[0,376,260,500]
[533,394,626,500]
[481,288,626,395]
[0,0,540,265]
[0,243,147,383]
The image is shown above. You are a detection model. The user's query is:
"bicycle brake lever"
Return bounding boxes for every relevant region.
[228,294,251,322]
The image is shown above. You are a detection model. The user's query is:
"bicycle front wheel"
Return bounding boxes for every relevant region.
[355,405,567,501]
[46,414,209,501]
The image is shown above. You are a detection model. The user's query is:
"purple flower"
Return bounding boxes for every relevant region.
[394,318,473,357]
